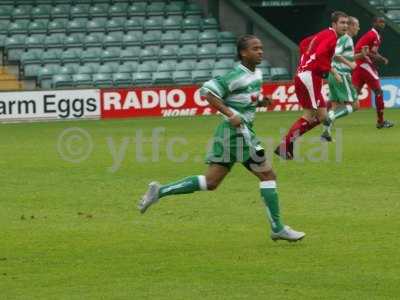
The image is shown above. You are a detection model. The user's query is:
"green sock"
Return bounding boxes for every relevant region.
[159,175,207,199]
[260,181,284,233]
[333,104,353,120]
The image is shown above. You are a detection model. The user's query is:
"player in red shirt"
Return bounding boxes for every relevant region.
[352,16,394,129]
[275,11,349,159]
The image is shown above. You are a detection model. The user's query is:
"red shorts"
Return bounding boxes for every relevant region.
[352,63,381,91]
[295,71,326,109]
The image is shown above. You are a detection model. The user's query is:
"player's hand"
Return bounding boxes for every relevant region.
[257,95,272,107]
[334,73,343,83]
[382,57,389,65]
[361,46,369,57]
[228,114,242,128]
[349,62,357,70]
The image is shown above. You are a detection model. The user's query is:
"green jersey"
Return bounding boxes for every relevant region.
[201,64,263,124]
[332,34,354,75]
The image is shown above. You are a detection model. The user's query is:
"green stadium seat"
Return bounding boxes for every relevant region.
[385,0,400,9]
[20,50,43,66]
[166,2,185,16]
[113,72,132,87]
[152,72,173,85]
[104,61,120,71]
[77,64,96,74]
[386,10,400,22]
[185,2,203,16]
[144,17,164,31]
[106,18,126,32]
[161,31,181,46]
[196,60,214,70]
[86,18,107,32]
[64,34,85,48]
[133,72,153,86]
[52,74,73,89]
[70,4,90,18]
[5,35,26,62]
[182,17,201,30]
[44,34,66,49]
[176,60,196,71]
[215,59,235,69]
[368,0,384,8]
[51,5,72,18]
[84,33,104,48]
[25,34,46,49]
[137,62,156,73]
[120,47,141,62]
[0,34,7,48]
[73,73,93,87]
[163,17,182,30]
[12,5,31,19]
[101,49,121,63]
[173,70,192,84]
[178,45,198,59]
[38,65,60,89]
[216,45,236,59]
[142,31,162,45]
[192,70,211,84]
[123,32,142,46]
[198,45,217,59]
[48,19,69,34]
[147,2,166,17]
[118,61,138,73]
[259,67,271,80]
[270,67,290,80]
[140,47,159,61]
[59,64,78,75]
[109,3,129,17]
[159,46,178,60]
[8,20,30,35]
[31,5,52,19]
[180,30,199,45]
[28,20,48,34]
[259,60,272,68]
[212,68,230,78]
[67,18,88,33]
[40,49,63,64]
[89,4,109,17]
[202,18,219,30]
[0,6,13,20]
[61,48,82,63]
[93,73,113,87]
[127,2,147,17]
[199,31,218,44]
[218,31,236,45]
[103,32,124,47]
[125,18,143,31]
[157,61,175,73]
[81,48,102,63]
[0,21,11,35]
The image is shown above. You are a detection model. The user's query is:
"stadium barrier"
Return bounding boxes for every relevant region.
[3,78,400,123]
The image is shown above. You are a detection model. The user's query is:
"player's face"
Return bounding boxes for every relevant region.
[375,18,386,30]
[349,19,360,36]
[333,16,348,36]
[241,38,264,65]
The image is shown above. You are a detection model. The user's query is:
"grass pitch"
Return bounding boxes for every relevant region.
[1,109,400,299]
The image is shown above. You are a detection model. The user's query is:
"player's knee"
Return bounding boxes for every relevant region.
[205,178,220,191]
[260,170,276,181]
[353,101,360,111]
[374,89,383,96]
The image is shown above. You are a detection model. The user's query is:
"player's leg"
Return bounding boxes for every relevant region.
[275,72,321,160]
[245,161,305,242]
[373,87,394,129]
[138,163,230,213]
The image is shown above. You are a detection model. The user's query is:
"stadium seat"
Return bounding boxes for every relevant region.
[270,67,290,80]
[12,5,31,19]
[198,45,217,59]
[192,70,211,84]
[214,59,235,69]
[176,60,196,71]
[163,17,182,30]
[77,64,96,74]
[86,18,107,33]
[122,32,142,46]
[64,34,84,48]
[218,32,236,45]
[180,31,199,45]
[259,67,271,80]
[0,21,11,35]
[199,31,219,45]
[120,47,141,62]
[147,2,166,17]
[142,31,162,45]
[166,2,185,16]
[25,34,46,49]
[125,18,143,31]
[159,46,179,60]
[38,66,60,89]
[84,33,104,48]
[113,72,132,87]
[59,64,78,76]
[109,3,129,17]
[89,4,109,18]
[31,5,52,19]
[52,74,73,89]
[157,61,175,73]
[173,70,192,84]
[368,0,384,8]
[152,72,173,85]
[127,2,147,17]
[259,60,272,68]
[81,48,103,63]
[161,31,181,45]
[386,10,400,22]
[103,32,124,47]
[384,0,400,9]
[101,49,121,63]
[8,20,30,35]
[93,73,113,87]
[70,4,90,18]
[118,61,138,73]
[28,20,48,34]
[212,68,230,77]
[202,18,219,30]
[184,2,203,16]
[106,18,126,32]
[0,6,13,20]
[61,48,82,63]
[143,17,164,31]
[216,45,236,59]
[67,18,88,33]
[178,45,198,59]
[73,73,93,87]
[44,34,65,49]
[196,60,214,70]
[140,47,160,61]
[137,62,157,73]
[20,49,43,66]
[133,72,153,86]
[48,19,69,34]
[182,17,201,30]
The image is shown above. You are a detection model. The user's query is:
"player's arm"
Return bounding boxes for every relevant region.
[354,46,369,60]
[335,55,356,70]
[330,67,342,83]
[205,92,241,127]
[369,51,389,65]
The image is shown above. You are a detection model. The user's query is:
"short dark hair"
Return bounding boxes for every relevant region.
[236,34,258,60]
[331,11,348,23]
[372,16,385,23]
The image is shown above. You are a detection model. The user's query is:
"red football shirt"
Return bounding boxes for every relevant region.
[298,28,338,77]
[355,28,381,68]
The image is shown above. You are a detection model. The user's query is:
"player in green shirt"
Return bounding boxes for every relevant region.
[138,35,305,242]
[321,16,368,141]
